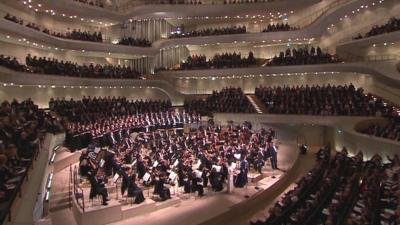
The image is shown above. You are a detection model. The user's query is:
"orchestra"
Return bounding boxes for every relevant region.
[78,121,277,205]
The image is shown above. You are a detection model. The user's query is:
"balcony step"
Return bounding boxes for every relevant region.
[246,95,267,114]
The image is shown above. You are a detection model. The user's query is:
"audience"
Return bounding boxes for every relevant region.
[169,26,246,39]
[25,54,141,79]
[184,87,255,116]
[49,96,199,150]
[224,0,272,4]
[4,14,103,43]
[362,117,400,142]
[253,149,399,225]
[117,37,152,47]
[353,17,400,40]
[178,51,257,70]
[73,0,104,8]
[255,146,331,225]
[0,55,26,72]
[262,23,296,32]
[0,99,59,220]
[255,84,394,116]
[3,14,23,25]
[266,46,341,66]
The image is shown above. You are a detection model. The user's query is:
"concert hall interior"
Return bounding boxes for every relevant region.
[0,0,400,225]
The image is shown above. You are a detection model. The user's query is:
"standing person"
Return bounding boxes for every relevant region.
[270,142,278,170]
[234,155,249,188]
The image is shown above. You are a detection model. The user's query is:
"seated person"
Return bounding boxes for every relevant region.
[127,174,145,204]
[153,173,171,201]
[87,170,109,205]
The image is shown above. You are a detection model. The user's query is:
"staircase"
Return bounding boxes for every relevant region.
[246,95,268,114]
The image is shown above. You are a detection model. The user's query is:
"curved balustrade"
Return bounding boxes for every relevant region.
[8,0,320,21]
[0,0,388,60]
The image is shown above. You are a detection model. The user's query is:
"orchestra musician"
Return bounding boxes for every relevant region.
[77,121,277,206]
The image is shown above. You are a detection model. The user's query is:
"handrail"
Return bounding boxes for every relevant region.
[0,142,40,224]
[69,164,73,209]
[73,165,85,212]
[112,0,281,13]
[335,15,400,44]
[293,0,350,29]
[341,53,400,63]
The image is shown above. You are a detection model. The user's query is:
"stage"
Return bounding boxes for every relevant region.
[50,142,300,225]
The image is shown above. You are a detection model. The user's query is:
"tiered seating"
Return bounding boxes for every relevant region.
[374,155,400,225]
[337,154,385,225]
[262,23,296,32]
[252,150,400,225]
[4,14,103,43]
[266,46,341,66]
[169,26,246,38]
[252,147,331,225]
[0,99,54,223]
[354,17,400,40]
[177,52,257,70]
[224,0,273,4]
[2,54,141,79]
[362,117,400,142]
[117,37,152,47]
[0,55,25,72]
[184,87,255,116]
[49,97,172,123]
[255,84,393,116]
[73,0,105,7]
[49,97,199,150]
[306,151,364,224]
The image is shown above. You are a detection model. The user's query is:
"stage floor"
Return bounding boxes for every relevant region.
[49,143,299,225]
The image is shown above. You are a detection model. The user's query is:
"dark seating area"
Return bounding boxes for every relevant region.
[224,0,273,4]
[3,14,23,25]
[169,26,246,39]
[362,117,400,142]
[117,37,152,47]
[353,17,400,40]
[49,97,173,123]
[252,148,400,225]
[42,28,103,43]
[255,84,393,116]
[266,46,341,66]
[73,0,104,8]
[25,54,141,79]
[178,51,257,70]
[0,99,53,223]
[184,87,255,116]
[262,23,296,32]
[0,55,26,72]
[49,97,200,150]
[252,146,331,225]
[4,14,103,43]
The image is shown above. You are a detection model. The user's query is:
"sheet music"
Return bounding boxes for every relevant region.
[234,153,241,160]
[194,170,203,178]
[212,165,222,173]
[143,172,151,182]
[112,173,119,183]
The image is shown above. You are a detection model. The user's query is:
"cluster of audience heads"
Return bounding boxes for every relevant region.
[266,46,341,66]
[262,23,295,32]
[169,26,246,39]
[117,37,152,47]
[4,14,103,43]
[354,17,400,40]
[184,87,255,116]
[255,84,394,116]
[25,54,141,79]
[179,51,257,70]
